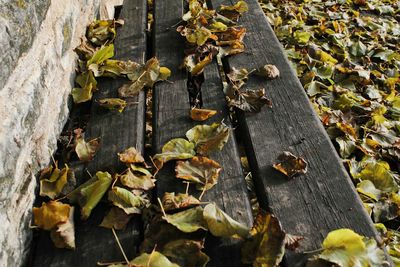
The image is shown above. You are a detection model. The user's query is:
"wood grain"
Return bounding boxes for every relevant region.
[210,0,380,265]
[152,0,253,266]
[32,1,147,265]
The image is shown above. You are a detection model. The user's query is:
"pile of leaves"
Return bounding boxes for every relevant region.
[260,0,400,263]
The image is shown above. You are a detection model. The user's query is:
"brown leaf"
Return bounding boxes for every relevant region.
[100,207,132,230]
[118,147,145,164]
[162,192,201,212]
[98,98,127,113]
[284,234,304,251]
[175,156,222,191]
[190,108,217,121]
[272,151,308,178]
[256,64,280,80]
[228,88,272,112]
[118,165,155,190]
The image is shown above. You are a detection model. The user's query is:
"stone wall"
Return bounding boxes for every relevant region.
[0,0,101,265]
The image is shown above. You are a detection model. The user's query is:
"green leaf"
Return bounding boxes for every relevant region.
[108,186,150,215]
[349,40,367,57]
[356,180,382,202]
[336,137,356,159]
[98,98,127,113]
[130,251,180,267]
[163,206,207,233]
[162,239,210,267]
[175,156,222,191]
[242,211,286,266]
[87,44,114,67]
[186,122,230,155]
[203,203,249,238]
[67,171,113,220]
[293,31,311,45]
[153,138,196,165]
[71,71,97,103]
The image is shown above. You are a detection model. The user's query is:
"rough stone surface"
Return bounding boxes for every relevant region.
[0,0,100,265]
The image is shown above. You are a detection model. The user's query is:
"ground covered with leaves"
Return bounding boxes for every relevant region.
[260,0,400,263]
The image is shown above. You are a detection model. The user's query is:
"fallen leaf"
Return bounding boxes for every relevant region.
[241,210,286,266]
[118,165,155,190]
[74,128,100,162]
[33,201,71,231]
[39,165,75,199]
[130,251,179,267]
[98,98,127,112]
[203,203,249,238]
[118,147,145,164]
[272,151,308,178]
[71,71,97,104]
[228,88,272,112]
[256,64,280,79]
[175,156,222,191]
[285,234,303,251]
[153,138,196,165]
[68,171,113,220]
[50,206,75,249]
[219,1,248,21]
[108,186,150,215]
[162,192,201,212]
[87,19,123,46]
[186,122,230,155]
[99,207,132,230]
[162,239,210,267]
[163,206,207,233]
[190,108,217,121]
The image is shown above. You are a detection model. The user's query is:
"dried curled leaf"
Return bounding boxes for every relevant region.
[39,165,75,199]
[50,206,75,249]
[118,165,155,190]
[190,108,217,121]
[98,98,127,112]
[241,210,286,266]
[74,128,100,162]
[162,239,210,267]
[67,171,113,220]
[203,203,249,238]
[163,206,207,233]
[175,156,222,191]
[118,57,171,98]
[97,59,141,78]
[272,151,308,178]
[256,64,280,80]
[183,53,213,76]
[108,186,150,215]
[118,147,145,164]
[87,19,123,46]
[162,192,201,212]
[228,88,272,112]
[100,207,132,230]
[33,201,71,231]
[186,122,230,155]
[178,26,218,46]
[153,138,196,165]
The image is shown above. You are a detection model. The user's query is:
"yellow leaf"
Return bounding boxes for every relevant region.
[33,201,71,230]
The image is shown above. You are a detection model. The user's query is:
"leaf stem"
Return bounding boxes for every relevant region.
[157,197,167,218]
[111,227,130,264]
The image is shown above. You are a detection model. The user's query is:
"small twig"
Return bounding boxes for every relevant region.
[147,246,157,267]
[157,197,167,218]
[302,247,324,254]
[149,156,160,178]
[184,181,190,194]
[50,153,57,167]
[111,175,118,189]
[111,228,130,264]
[86,169,93,178]
[166,19,183,30]
[199,182,207,201]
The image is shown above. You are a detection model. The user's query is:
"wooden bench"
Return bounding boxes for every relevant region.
[30,0,380,266]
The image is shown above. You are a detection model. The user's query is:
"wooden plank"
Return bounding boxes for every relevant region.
[32,1,147,265]
[210,0,380,265]
[152,0,253,266]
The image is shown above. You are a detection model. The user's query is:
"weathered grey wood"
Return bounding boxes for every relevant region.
[153,0,253,266]
[32,1,147,265]
[210,0,380,265]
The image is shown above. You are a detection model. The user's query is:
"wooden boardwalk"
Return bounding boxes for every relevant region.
[31,0,380,266]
